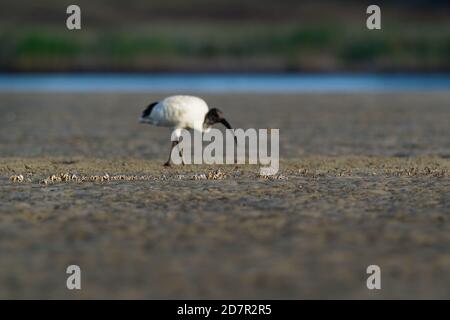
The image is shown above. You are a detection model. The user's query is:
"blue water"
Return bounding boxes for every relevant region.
[0,73,449,93]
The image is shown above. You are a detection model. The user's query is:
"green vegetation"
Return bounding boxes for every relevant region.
[0,0,448,72]
[1,23,447,72]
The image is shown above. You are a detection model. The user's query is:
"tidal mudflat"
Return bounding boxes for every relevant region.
[0,92,449,298]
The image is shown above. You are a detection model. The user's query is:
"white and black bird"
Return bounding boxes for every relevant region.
[139,95,233,166]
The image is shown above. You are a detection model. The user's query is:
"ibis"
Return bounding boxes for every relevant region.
[139,95,233,166]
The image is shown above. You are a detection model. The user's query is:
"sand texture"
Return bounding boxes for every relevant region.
[0,92,449,298]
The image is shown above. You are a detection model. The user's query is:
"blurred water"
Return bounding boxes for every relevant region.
[0,73,450,93]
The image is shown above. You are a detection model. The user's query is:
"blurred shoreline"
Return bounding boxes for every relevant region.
[1,73,450,93]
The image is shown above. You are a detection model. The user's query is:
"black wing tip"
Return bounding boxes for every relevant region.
[142,101,158,118]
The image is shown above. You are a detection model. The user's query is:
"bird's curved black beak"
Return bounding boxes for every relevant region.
[220,118,232,130]
[220,119,237,144]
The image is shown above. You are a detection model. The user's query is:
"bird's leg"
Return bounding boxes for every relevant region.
[164,140,179,167]
[179,141,185,166]
[164,140,185,166]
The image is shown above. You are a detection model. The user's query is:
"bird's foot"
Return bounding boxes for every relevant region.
[163,161,171,167]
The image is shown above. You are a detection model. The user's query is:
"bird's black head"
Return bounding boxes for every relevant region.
[204,108,232,129]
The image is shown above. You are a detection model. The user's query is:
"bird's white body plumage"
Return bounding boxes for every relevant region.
[141,95,209,134]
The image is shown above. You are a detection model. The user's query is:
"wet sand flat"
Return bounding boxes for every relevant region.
[0,92,449,299]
